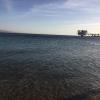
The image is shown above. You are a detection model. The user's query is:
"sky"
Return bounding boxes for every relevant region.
[0,0,100,35]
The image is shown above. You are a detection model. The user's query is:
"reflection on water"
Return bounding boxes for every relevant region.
[0,33,100,100]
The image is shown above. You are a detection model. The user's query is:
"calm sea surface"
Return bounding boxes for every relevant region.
[0,33,100,100]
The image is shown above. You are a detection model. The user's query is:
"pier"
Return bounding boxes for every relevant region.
[78,30,100,37]
[87,34,100,37]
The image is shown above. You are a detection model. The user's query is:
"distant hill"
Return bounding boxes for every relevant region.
[0,29,13,33]
[0,29,76,37]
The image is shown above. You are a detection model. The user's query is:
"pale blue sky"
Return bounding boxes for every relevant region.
[0,0,100,35]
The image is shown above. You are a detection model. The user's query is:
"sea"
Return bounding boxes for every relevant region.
[0,33,100,100]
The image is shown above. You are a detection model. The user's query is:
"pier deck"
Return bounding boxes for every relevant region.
[87,34,100,37]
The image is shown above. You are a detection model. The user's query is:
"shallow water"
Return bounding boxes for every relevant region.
[0,33,100,100]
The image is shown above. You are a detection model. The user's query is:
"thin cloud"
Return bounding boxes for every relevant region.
[18,0,100,18]
[65,0,100,12]
[3,0,12,13]
[4,0,100,18]
[16,1,76,18]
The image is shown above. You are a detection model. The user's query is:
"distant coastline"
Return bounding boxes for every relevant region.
[0,31,77,37]
[0,31,100,39]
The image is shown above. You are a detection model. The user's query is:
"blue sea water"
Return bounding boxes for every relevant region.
[0,33,100,99]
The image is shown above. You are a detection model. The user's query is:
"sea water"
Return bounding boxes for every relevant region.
[0,33,100,100]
